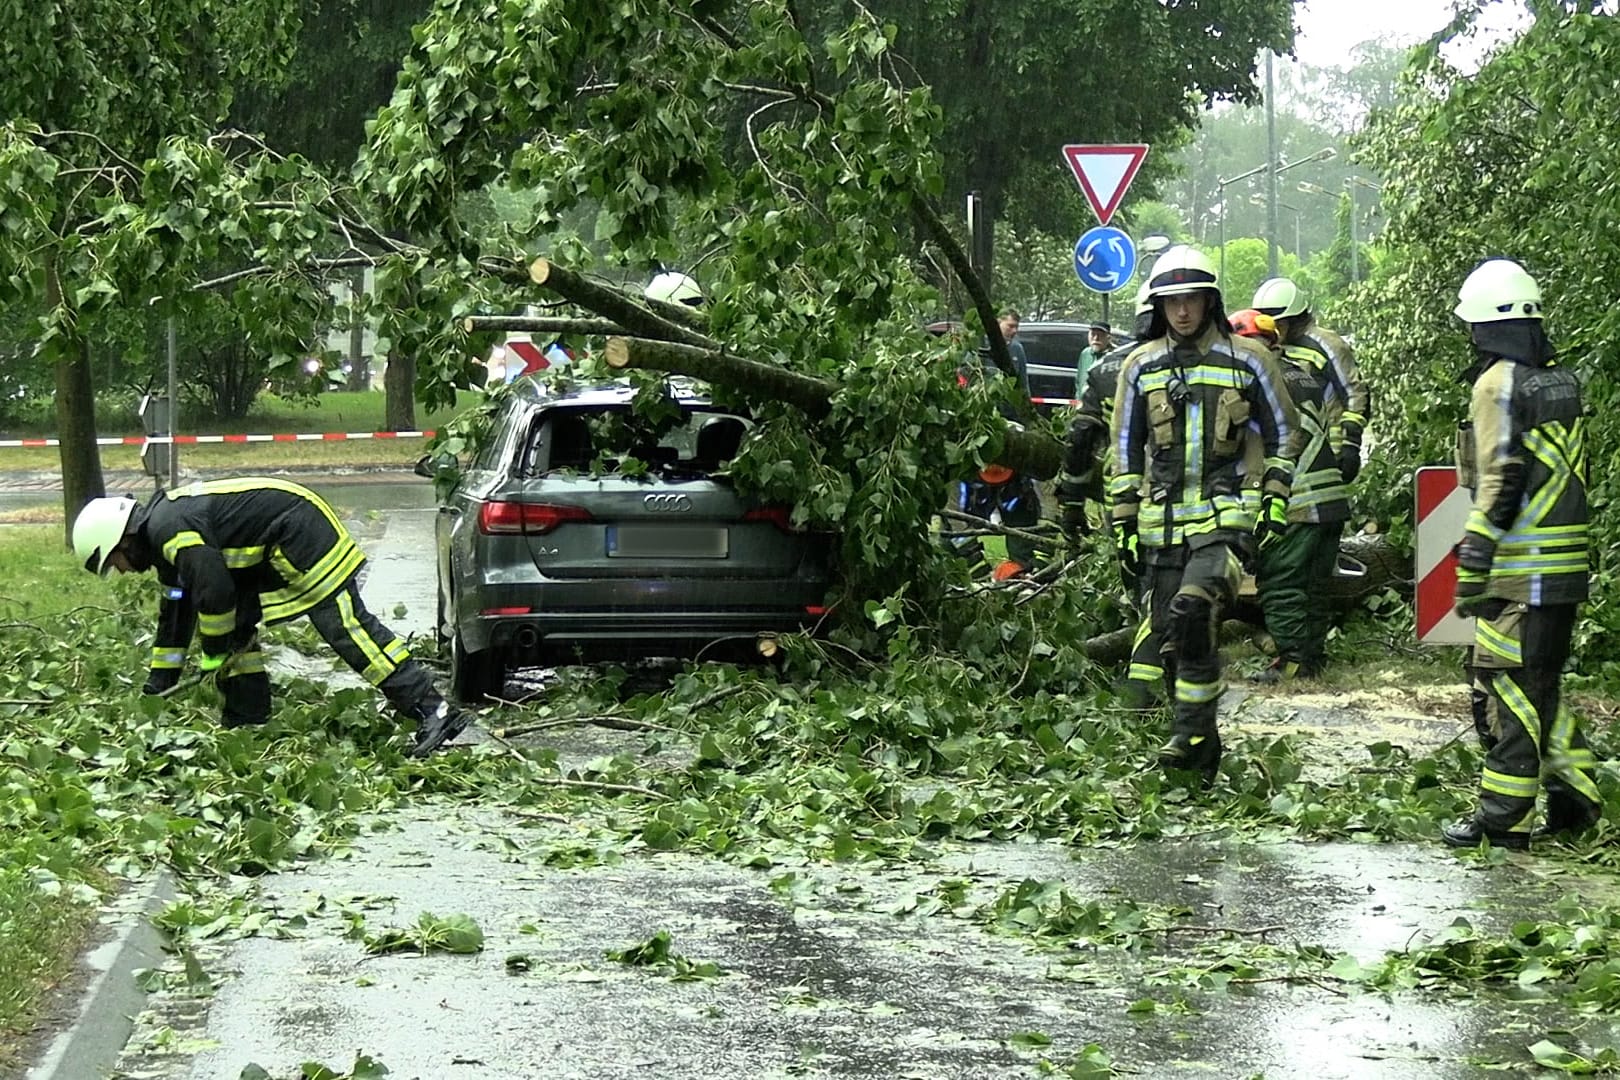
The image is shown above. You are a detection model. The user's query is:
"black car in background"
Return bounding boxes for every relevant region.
[932,319,1121,415]
[428,380,834,702]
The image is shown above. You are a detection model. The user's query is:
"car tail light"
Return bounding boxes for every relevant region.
[482,606,533,616]
[742,506,799,532]
[478,500,593,535]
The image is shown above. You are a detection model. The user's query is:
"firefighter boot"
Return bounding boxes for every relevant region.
[406,693,471,757]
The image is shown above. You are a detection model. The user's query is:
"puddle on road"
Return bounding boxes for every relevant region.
[106,506,1620,1080]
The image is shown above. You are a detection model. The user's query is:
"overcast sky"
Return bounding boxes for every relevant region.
[1292,0,1529,69]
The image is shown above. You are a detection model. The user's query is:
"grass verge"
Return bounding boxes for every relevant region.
[0,530,113,1070]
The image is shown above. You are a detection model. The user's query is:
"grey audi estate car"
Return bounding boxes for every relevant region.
[430,379,834,702]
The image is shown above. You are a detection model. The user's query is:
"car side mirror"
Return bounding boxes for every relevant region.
[414,454,436,479]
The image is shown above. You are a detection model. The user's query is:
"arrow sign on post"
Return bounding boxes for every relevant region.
[1073,227,1136,294]
[1061,144,1149,226]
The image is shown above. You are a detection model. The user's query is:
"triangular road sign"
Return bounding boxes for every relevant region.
[1061,144,1149,226]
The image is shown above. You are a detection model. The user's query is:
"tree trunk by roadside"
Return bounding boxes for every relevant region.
[384,350,416,431]
[49,263,105,542]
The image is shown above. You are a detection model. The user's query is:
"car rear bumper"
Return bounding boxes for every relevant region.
[470,609,824,662]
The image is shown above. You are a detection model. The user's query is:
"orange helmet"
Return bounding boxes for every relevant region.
[1229,308,1279,345]
[978,464,1015,485]
[991,560,1026,581]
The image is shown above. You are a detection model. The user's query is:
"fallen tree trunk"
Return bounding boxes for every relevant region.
[603,335,1063,479]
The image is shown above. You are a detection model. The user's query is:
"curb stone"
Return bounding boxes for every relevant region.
[26,869,176,1080]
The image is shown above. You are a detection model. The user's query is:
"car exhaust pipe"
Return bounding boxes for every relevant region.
[514,625,540,650]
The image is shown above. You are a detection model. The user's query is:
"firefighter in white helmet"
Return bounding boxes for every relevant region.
[1441,258,1599,850]
[1109,246,1298,782]
[72,480,469,757]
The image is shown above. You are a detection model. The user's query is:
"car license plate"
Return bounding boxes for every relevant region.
[607,525,729,558]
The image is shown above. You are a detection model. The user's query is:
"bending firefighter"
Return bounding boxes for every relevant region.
[1058,283,1166,707]
[1442,259,1600,850]
[1229,307,1351,682]
[1111,246,1297,780]
[72,478,470,757]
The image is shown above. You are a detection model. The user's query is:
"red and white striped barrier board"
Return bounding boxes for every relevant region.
[1031,396,1080,407]
[0,430,436,449]
[1415,465,1475,645]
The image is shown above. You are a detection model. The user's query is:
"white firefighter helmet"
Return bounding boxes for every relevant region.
[1252,277,1310,319]
[72,495,139,576]
[1133,281,1153,316]
[1145,246,1220,300]
[1454,259,1542,323]
[644,271,704,308]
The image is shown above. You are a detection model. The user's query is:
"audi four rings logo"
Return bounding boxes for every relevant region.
[643,493,692,512]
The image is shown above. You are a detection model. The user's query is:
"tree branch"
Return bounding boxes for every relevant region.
[603,335,1062,477]
[462,315,627,337]
[528,258,714,347]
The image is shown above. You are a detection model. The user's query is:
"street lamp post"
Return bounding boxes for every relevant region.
[1299,175,1383,283]
[1249,194,1303,260]
[1216,146,1335,281]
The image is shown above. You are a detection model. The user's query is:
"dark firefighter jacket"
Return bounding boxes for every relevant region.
[1456,356,1588,606]
[1110,323,1298,550]
[1275,344,1350,525]
[138,479,366,673]
[1291,325,1369,449]
[1058,339,1137,506]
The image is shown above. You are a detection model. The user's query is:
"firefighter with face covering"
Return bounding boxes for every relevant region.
[1441,259,1600,850]
[1229,307,1351,682]
[1109,247,1298,780]
[1058,283,1164,707]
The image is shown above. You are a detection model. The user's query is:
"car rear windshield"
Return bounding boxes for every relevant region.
[524,405,750,477]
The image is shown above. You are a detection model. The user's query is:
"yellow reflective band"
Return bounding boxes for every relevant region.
[150,648,187,669]
[161,530,207,563]
[224,651,267,676]
[260,542,365,624]
[197,609,237,637]
[337,589,396,686]
[384,638,411,664]
[1481,768,1539,799]
[1175,678,1224,704]
[1475,620,1522,665]
[1128,663,1165,682]
[1493,674,1542,754]
[221,546,267,569]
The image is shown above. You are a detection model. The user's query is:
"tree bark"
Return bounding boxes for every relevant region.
[48,264,105,541]
[528,259,713,349]
[463,315,626,337]
[603,335,1062,478]
[383,349,417,431]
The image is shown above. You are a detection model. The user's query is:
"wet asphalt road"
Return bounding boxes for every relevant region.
[63,494,1620,1080]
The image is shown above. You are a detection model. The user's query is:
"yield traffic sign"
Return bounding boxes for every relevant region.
[1073,227,1136,294]
[1061,144,1149,226]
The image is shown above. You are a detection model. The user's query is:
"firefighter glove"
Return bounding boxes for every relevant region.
[1112,518,1141,586]
[142,668,181,696]
[1337,443,1362,484]
[196,652,227,674]
[1255,494,1289,547]
[1452,538,1494,618]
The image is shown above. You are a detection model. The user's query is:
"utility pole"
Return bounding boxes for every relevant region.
[1348,183,1360,284]
[1264,51,1280,278]
[166,316,179,488]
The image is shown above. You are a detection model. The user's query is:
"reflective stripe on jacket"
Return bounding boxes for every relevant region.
[139,478,366,657]
[1463,358,1588,605]
[1110,324,1299,549]
[1293,324,1369,444]
[1277,344,1349,525]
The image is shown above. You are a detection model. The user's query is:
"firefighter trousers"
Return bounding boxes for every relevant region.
[1256,521,1342,667]
[219,580,441,725]
[1144,542,1244,740]
[1471,602,1601,835]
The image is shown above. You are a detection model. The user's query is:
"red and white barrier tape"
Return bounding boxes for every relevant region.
[1030,396,1080,407]
[0,430,437,449]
